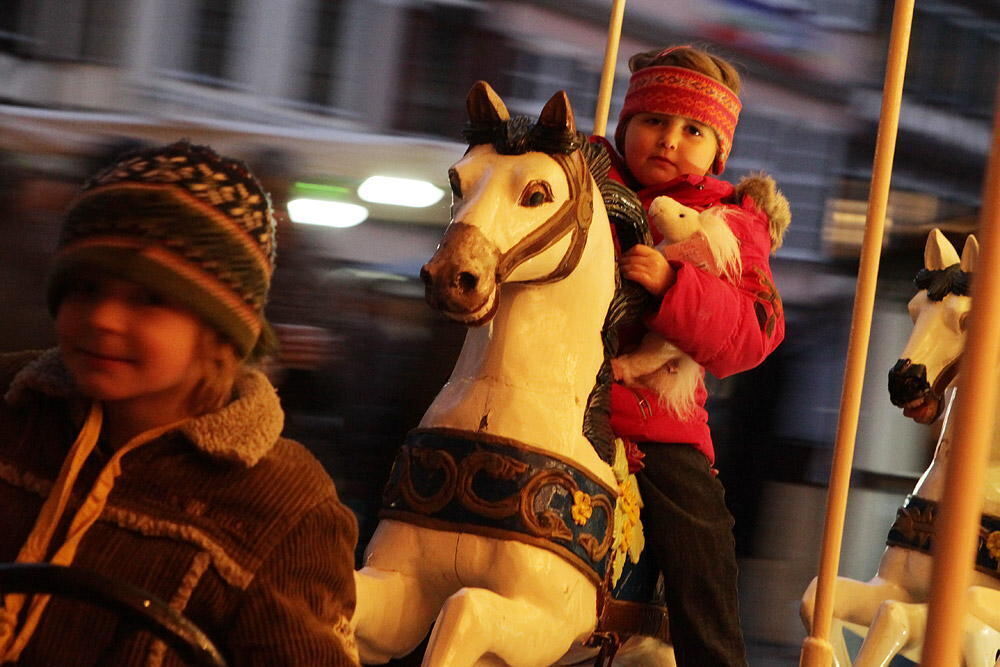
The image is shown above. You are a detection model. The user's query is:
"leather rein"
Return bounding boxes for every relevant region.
[495,149,594,285]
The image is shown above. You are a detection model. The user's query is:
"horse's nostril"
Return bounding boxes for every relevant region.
[456,272,478,294]
[419,265,433,286]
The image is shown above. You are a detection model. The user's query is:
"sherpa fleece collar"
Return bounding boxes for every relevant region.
[4,349,283,467]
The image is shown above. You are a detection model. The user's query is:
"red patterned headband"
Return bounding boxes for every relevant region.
[616,66,741,174]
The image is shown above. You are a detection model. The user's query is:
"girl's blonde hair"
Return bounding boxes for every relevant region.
[187,329,242,415]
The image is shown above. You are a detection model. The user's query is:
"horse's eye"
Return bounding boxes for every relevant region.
[519,181,553,208]
[449,169,462,199]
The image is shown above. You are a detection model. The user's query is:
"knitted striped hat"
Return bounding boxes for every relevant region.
[615,65,742,175]
[48,141,276,358]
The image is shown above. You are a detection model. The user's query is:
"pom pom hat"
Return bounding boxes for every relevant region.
[48,141,276,359]
[614,49,742,175]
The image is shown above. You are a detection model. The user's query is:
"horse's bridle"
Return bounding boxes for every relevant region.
[494,149,594,285]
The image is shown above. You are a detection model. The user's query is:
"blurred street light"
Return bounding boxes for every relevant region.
[358,175,445,208]
[288,198,369,228]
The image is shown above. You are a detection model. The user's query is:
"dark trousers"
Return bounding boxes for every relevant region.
[636,442,748,667]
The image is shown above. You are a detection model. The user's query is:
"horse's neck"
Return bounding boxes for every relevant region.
[421,195,615,480]
[912,365,1000,514]
[467,250,612,395]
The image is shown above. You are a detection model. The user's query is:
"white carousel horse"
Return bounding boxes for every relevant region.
[800,228,1000,666]
[351,81,673,667]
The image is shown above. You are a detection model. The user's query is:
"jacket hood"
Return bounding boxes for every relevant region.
[4,348,284,467]
[733,172,791,252]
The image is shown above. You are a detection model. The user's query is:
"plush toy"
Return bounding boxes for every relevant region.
[611,196,741,419]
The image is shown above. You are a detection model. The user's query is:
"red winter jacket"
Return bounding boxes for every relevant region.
[593,137,786,465]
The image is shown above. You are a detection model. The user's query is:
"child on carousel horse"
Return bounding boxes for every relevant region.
[592,44,791,666]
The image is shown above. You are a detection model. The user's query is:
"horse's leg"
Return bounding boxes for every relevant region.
[854,600,925,667]
[961,616,1000,667]
[968,585,1000,630]
[352,521,463,663]
[353,566,444,664]
[421,587,594,667]
[801,574,912,667]
[801,545,927,665]
[962,586,1000,667]
[800,577,852,667]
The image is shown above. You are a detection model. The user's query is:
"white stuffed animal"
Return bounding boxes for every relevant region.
[611,196,741,419]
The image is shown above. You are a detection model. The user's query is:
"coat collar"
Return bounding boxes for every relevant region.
[635,174,734,210]
[4,349,283,467]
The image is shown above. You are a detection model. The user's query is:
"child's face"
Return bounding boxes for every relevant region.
[623,112,718,188]
[56,273,209,413]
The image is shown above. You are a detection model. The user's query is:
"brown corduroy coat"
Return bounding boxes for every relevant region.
[0,349,359,666]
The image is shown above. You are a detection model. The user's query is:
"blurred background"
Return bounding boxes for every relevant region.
[1,0,996,664]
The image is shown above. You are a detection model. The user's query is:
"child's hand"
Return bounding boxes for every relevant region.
[620,244,676,297]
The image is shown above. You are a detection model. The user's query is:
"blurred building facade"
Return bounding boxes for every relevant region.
[1,0,997,661]
[3,0,995,253]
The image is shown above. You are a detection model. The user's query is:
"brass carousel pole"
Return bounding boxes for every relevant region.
[799,1,915,665]
[920,86,1000,667]
[592,0,627,137]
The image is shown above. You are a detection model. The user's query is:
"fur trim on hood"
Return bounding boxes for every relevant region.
[734,172,791,252]
[4,349,283,467]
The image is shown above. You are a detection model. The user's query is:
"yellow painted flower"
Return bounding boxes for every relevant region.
[572,490,593,525]
[611,438,630,484]
[987,531,1000,560]
[609,461,645,588]
[620,475,645,563]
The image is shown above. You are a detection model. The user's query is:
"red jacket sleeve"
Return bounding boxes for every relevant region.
[645,201,784,378]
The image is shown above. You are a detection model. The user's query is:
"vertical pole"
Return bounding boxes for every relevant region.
[592,0,627,138]
[799,1,915,665]
[921,87,1000,667]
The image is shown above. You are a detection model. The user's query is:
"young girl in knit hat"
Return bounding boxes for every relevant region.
[592,46,791,666]
[0,141,360,665]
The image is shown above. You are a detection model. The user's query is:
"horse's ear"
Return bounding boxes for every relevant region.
[960,235,979,273]
[467,81,510,125]
[925,228,960,270]
[537,90,576,134]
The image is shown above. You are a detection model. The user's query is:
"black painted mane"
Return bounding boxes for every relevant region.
[915,264,971,301]
[580,141,651,465]
[464,117,584,156]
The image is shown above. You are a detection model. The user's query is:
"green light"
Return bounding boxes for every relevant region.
[293,181,352,196]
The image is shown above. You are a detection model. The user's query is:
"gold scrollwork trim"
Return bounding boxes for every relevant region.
[520,469,578,542]
[398,445,459,515]
[455,450,530,519]
[411,427,619,498]
[891,502,936,549]
[578,494,615,562]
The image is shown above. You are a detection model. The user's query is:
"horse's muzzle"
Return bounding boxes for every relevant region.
[888,358,930,407]
[420,222,500,324]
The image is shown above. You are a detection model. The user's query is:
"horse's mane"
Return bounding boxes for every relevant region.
[581,140,652,465]
[915,264,971,301]
[464,117,584,156]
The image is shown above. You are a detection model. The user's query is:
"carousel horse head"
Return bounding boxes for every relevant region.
[420,81,595,325]
[888,228,978,424]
